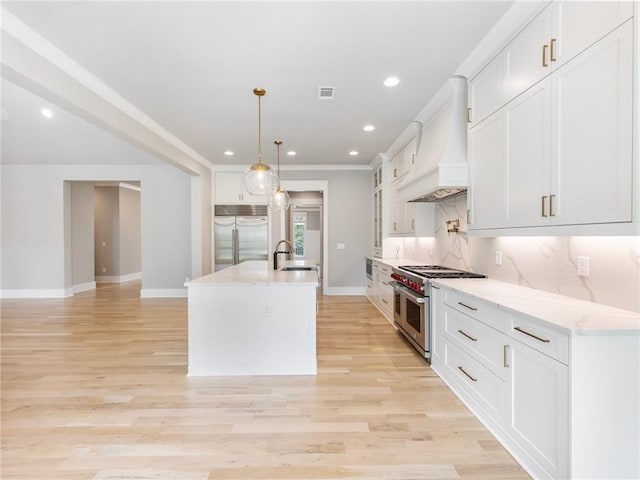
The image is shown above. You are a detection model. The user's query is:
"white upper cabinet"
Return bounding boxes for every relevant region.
[215,172,267,205]
[503,1,632,105]
[503,77,552,228]
[469,54,504,128]
[468,111,504,230]
[550,20,633,225]
[468,0,634,234]
[552,1,633,69]
[504,5,553,102]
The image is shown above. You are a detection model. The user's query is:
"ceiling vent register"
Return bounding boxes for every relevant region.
[318,86,335,100]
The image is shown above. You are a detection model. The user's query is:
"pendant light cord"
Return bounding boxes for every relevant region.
[274,140,282,189]
[257,94,262,164]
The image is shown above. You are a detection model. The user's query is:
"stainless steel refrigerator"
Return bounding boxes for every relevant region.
[214,205,268,271]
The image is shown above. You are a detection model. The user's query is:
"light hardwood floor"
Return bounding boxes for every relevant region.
[1,281,530,480]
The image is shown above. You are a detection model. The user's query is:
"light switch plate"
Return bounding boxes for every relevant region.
[495,251,503,266]
[577,256,590,277]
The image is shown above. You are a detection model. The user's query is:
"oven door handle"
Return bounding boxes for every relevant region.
[391,282,426,303]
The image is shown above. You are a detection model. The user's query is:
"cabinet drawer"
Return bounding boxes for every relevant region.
[378,263,392,276]
[504,311,569,365]
[379,292,393,312]
[444,339,506,425]
[445,290,506,332]
[444,305,507,380]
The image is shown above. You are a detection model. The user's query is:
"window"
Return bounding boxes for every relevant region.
[293,213,306,257]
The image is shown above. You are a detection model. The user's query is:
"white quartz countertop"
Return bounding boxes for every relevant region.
[186,261,319,287]
[431,278,640,335]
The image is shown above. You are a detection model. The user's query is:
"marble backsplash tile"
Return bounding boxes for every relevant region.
[402,195,640,313]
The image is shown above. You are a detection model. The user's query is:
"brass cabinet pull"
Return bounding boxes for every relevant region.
[458,366,478,382]
[411,219,415,230]
[542,44,549,67]
[467,107,472,123]
[458,329,478,342]
[541,196,548,217]
[504,345,509,367]
[411,154,415,165]
[549,194,556,217]
[550,38,557,61]
[431,285,440,290]
[382,299,388,304]
[393,222,397,231]
[393,168,398,178]
[514,326,550,343]
[458,301,478,311]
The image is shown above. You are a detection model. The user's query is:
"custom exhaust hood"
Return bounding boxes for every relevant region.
[395,76,469,203]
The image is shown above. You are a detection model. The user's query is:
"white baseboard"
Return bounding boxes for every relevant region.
[95,272,142,283]
[323,287,366,296]
[72,281,96,293]
[140,288,187,298]
[1,289,73,299]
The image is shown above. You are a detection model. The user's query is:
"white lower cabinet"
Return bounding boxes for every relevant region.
[367,260,393,323]
[431,286,576,479]
[506,338,568,479]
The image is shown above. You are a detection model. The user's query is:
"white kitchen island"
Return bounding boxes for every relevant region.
[185,260,319,376]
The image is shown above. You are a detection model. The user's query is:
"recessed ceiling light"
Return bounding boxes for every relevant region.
[287,151,296,156]
[383,76,400,87]
[41,108,53,118]
[349,150,359,156]
[223,150,234,156]
[363,125,375,132]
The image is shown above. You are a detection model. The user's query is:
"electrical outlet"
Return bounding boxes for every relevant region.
[102,267,107,273]
[102,242,106,247]
[495,251,503,266]
[337,243,345,250]
[577,256,590,277]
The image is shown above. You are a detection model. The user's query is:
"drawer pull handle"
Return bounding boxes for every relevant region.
[458,366,477,382]
[504,344,509,367]
[458,302,478,311]
[382,299,388,304]
[431,285,440,290]
[458,329,477,342]
[542,44,549,67]
[514,326,550,343]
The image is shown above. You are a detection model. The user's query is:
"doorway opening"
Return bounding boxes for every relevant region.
[271,180,328,292]
[66,181,141,295]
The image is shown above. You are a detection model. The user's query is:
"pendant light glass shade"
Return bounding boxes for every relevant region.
[268,140,290,210]
[243,88,279,196]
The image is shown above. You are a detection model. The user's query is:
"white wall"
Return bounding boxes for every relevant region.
[118,186,141,276]
[1,163,192,296]
[94,186,120,277]
[70,182,95,288]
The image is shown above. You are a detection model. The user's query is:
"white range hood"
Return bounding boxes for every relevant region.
[395,76,469,203]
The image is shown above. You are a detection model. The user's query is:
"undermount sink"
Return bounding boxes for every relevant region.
[280,266,316,271]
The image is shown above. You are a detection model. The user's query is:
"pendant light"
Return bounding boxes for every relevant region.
[243,88,279,196]
[268,140,291,210]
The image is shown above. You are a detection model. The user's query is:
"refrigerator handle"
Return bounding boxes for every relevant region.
[232,229,239,264]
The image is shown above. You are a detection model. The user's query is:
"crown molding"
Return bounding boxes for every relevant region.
[212,164,371,172]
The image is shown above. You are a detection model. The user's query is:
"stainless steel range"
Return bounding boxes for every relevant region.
[390,265,485,359]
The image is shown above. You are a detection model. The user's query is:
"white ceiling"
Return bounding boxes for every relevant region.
[1,1,513,167]
[0,78,162,165]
